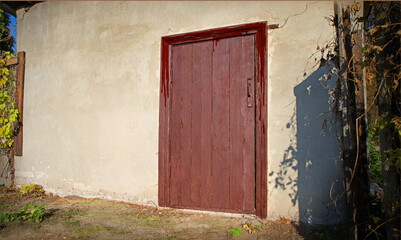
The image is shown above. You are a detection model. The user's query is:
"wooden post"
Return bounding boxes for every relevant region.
[335,2,369,239]
[14,51,25,156]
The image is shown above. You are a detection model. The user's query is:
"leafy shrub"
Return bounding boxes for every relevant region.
[0,204,47,222]
[20,184,44,196]
[0,51,18,149]
[368,124,382,185]
[0,204,12,209]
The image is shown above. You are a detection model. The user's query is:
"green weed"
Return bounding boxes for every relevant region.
[163,236,181,240]
[64,219,80,226]
[0,204,47,222]
[0,204,12,209]
[146,214,161,222]
[20,184,44,196]
[62,207,86,218]
[319,233,332,240]
[368,125,382,185]
[228,227,243,237]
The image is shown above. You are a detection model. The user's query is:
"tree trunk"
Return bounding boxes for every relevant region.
[335,2,370,239]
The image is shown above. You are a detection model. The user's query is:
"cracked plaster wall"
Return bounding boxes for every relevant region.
[15,1,345,224]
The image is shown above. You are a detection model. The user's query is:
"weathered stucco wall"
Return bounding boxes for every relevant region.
[15,1,345,224]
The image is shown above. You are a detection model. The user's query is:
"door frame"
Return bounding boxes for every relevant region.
[158,22,268,218]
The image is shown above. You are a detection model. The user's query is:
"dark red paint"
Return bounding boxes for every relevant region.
[159,22,268,218]
[161,39,170,106]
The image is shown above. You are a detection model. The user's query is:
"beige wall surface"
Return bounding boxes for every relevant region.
[15,1,345,225]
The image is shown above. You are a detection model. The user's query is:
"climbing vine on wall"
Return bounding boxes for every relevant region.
[0,51,19,149]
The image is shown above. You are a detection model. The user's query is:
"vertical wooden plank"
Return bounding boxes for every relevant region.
[242,35,256,212]
[14,51,25,157]
[255,23,268,218]
[170,44,193,207]
[169,45,182,206]
[180,44,193,207]
[211,38,230,209]
[237,35,256,212]
[228,36,244,211]
[158,39,170,206]
[229,35,255,212]
[191,41,213,208]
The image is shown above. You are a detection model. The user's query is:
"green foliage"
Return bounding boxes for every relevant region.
[0,51,18,149]
[361,3,401,234]
[163,236,181,240]
[61,207,86,218]
[20,184,44,196]
[368,114,401,179]
[23,204,47,222]
[0,204,12,209]
[368,122,382,185]
[0,9,15,53]
[63,219,80,226]
[228,227,243,237]
[389,116,401,173]
[319,233,332,240]
[392,116,401,137]
[0,204,47,222]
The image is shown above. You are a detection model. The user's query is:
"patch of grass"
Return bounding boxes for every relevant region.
[255,224,267,229]
[147,214,161,221]
[64,219,80,226]
[0,204,12,209]
[135,213,161,223]
[0,204,47,222]
[163,236,181,240]
[228,227,243,237]
[63,207,86,218]
[73,225,111,238]
[91,225,110,231]
[54,207,87,225]
[74,227,93,239]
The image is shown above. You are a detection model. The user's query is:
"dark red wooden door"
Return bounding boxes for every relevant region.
[169,35,256,213]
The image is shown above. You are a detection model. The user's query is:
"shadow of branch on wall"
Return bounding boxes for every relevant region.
[270,110,299,207]
[270,62,346,225]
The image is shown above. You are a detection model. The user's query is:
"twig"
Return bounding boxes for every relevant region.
[363,216,400,240]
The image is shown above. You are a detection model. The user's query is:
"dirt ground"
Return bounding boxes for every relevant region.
[0,187,347,240]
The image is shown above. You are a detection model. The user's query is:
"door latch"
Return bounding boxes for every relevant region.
[247,78,254,108]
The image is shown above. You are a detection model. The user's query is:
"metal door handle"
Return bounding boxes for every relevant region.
[247,78,253,108]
